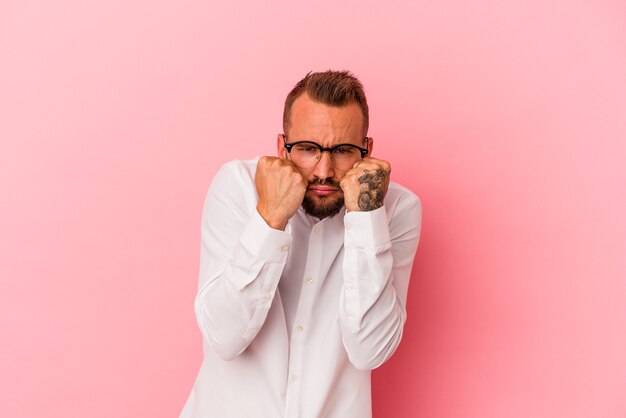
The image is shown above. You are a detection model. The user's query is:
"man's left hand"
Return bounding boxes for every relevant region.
[340,157,391,212]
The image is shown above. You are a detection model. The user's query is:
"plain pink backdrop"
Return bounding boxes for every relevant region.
[1,0,625,417]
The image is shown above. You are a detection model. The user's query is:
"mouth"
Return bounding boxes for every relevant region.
[307,186,340,197]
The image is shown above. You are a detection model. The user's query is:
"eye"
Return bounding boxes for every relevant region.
[334,146,357,155]
[294,144,318,153]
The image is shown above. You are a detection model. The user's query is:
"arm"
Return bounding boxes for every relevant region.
[339,195,421,370]
[193,162,292,360]
[339,158,422,370]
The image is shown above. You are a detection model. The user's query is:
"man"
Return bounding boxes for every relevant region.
[180,70,421,418]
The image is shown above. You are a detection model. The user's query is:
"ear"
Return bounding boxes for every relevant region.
[366,137,374,157]
[277,133,287,158]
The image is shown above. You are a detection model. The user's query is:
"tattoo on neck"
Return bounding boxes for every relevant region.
[357,169,387,211]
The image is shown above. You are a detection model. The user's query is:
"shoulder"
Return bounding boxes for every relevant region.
[212,157,260,184]
[204,157,261,214]
[384,181,422,241]
[385,181,421,215]
[207,157,261,194]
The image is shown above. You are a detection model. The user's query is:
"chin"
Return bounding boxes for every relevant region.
[302,194,344,219]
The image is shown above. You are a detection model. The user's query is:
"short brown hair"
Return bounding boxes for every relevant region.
[283,70,369,136]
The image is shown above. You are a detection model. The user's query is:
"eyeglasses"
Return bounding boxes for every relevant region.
[282,134,369,170]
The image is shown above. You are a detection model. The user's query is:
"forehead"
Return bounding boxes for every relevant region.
[288,93,364,141]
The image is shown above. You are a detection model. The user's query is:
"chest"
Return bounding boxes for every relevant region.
[278,216,346,337]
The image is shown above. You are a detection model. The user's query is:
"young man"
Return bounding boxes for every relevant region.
[180,70,421,418]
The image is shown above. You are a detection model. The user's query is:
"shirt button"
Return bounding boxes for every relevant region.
[305,277,313,285]
[281,245,289,252]
[297,325,304,332]
[346,283,355,289]
[313,225,320,234]
[291,374,298,382]
[345,223,351,231]
[264,293,272,301]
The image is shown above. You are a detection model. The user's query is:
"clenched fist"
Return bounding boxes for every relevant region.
[339,157,391,212]
[255,156,307,230]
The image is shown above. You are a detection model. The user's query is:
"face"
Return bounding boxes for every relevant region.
[277,93,372,219]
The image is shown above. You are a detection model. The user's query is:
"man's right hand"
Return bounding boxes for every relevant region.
[255,156,307,230]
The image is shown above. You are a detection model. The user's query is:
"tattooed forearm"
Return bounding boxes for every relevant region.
[357,169,387,211]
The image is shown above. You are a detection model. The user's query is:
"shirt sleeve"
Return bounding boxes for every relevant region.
[193,162,292,360]
[339,193,422,370]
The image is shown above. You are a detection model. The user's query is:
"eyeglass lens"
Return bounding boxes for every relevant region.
[290,142,362,169]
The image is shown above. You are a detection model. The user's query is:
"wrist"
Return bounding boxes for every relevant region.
[256,205,288,230]
[344,201,360,212]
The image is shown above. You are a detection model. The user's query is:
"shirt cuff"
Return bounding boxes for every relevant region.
[343,206,391,251]
[238,209,293,263]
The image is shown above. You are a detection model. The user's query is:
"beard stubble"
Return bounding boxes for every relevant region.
[301,178,344,219]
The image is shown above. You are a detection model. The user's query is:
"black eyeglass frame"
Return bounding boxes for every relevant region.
[282,134,370,158]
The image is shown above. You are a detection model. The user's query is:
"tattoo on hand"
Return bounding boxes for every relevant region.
[357,169,387,211]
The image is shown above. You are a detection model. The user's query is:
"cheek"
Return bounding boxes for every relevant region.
[335,171,348,183]
[298,167,313,182]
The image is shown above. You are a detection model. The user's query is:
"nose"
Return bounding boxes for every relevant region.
[312,150,335,181]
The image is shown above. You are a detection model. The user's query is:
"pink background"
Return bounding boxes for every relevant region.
[1,0,625,417]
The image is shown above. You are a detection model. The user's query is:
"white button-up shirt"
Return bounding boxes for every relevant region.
[180,158,421,418]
